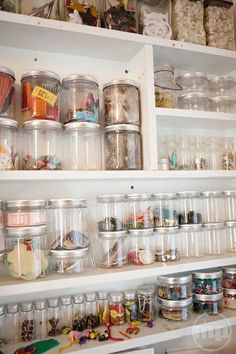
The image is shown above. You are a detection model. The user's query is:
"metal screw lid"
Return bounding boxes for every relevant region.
[23,120,62,131]
[48,298,59,308]
[157,273,192,285]
[98,231,127,240]
[222,190,236,197]
[61,296,72,306]
[137,284,155,295]
[62,74,98,86]
[180,224,203,231]
[158,297,192,308]
[193,292,223,302]
[223,288,236,296]
[34,300,46,310]
[0,305,4,315]
[128,229,153,237]
[21,70,60,82]
[222,266,236,274]
[225,221,236,227]
[73,294,84,304]
[97,194,126,203]
[0,118,18,129]
[201,191,222,197]
[192,269,222,280]
[126,193,152,201]
[6,225,47,237]
[98,291,109,300]
[7,303,18,313]
[49,248,89,258]
[86,292,97,302]
[154,227,179,234]
[0,65,15,80]
[109,292,124,302]
[64,122,99,131]
[103,79,138,90]
[124,289,136,300]
[177,191,200,198]
[21,302,33,312]
[5,199,46,209]
[152,192,177,200]
[47,199,87,208]
[105,124,140,133]
[202,223,224,230]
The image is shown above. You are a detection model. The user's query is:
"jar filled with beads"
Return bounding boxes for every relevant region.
[109,291,124,325]
[137,284,156,322]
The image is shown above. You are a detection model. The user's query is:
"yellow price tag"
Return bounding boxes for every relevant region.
[32,85,57,107]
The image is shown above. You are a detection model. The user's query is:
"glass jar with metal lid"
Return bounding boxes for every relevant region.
[137,284,156,322]
[103,79,140,126]
[72,294,86,331]
[5,303,19,344]
[223,288,236,309]
[210,96,236,113]
[0,225,4,252]
[126,194,153,229]
[157,273,192,300]
[192,269,222,295]
[98,231,127,268]
[97,194,127,232]
[0,66,15,119]
[34,299,47,339]
[5,199,46,227]
[22,120,62,170]
[127,229,155,265]
[178,92,210,111]
[178,224,204,258]
[208,76,236,96]
[105,124,142,170]
[158,297,192,321]
[0,200,3,227]
[61,74,99,124]
[221,136,235,170]
[177,191,202,226]
[154,227,180,262]
[98,291,109,326]
[6,225,48,281]
[152,192,178,228]
[0,118,19,170]
[109,291,124,326]
[175,72,208,93]
[124,289,138,322]
[47,297,60,336]
[203,222,226,255]
[20,302,34,342]
[63,122,102,170]
[193,292,223,315]
[60,296,72,329]
[21,70,60,122]
[85,292,100,329]
[222,266,236,289]
[201,191,224,224]
[223,190,236,223]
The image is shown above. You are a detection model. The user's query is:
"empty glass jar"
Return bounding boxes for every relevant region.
[157,273,192,300]
[5,199,46,227]
[34,300,47,339]
[154,228,180,262]
[152,192,178,228]
[203,223,226,255]
[208,76,236,96]
[127,229,155,265]
[192,269,222,295]
[211,96,236,113]
[98,231,127,268]
[178,224,203,258]
[5,303,19,344]
[126,194,153,229]
[223,190,236,222]
[177,191,202,226]
[60,296,72,329]
[97,194,127,232]
[0,66,15,119]
[137,284,156,322]
[158,297,192,321]
[193,293,223,315]
[49,248,93,274]
[0,118,19,170]
[175,72,208,93]
[201,191,224,224]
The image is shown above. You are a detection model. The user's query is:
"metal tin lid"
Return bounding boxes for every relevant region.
[152,193,176,200]
[180,224,203,231]
[34,300,46,310]
[21,70,60,82]
[109,291,124,302]
[23,120,62,130]
[157,273,192,285]
[154,227,179,234]
[21,302,33,312]
[61,296,72,306]
[202,222,225,230]
[177,191,200,198]
[97,194,126,203]
[62,74,98,86]
[222,266,236,274]
[158,297,192,308]
[5,199,46,209]
[6,225,47,237]
[179,92,209,101]
[48,298,59,308]
[175,72,208,89]
[64,122,100,131]
[98,231,127,240]
[222,190,236,197]
[0,305,4,315]
[103,79,138,90]
[0,118,18,128]
[126,194,152,201]
[211,96,236,105]
[201,191,222,197]
[105,124,140,133]
[193,292,223,302]
[98,291,109,300]
[128,229,153,237]
[225,221,236,227]
[49,248,89,258]
[7,303,18,313]
[208,76,235,90]
[223,288,236,296]
[86,292,97,302]
[137,284,155,295]
[73,294,84,304]
[0,65,15,80]
[192,269,222,279]
[47,199,87,208]
[124,289,136,300]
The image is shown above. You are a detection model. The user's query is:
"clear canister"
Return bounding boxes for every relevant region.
[34,300,47,339]
[154,227,180,262]
[223,288,236,309]
[127,229,155,265]
[20,302,34,342]
[49,248,93,274]
[178,93,210,111]
[109,291,124,326]
[201,191,224,224]
[98,291,109,326]
[0,252,5,279]
[193,292,223,315]
[0,118,19,170]
[72,294,86,332]
[178,224,204,258]
[5,303,19,344]
[22,120,62,170]
[192,269,222,295]
[221,137,235,170]
[210,96,236,113]
[223,190,236,222]
[103,79,140,126]
[126,194,153,229]
[98,231,127,268]
[47,297,60,336]
[60,296,72,329]
[158,297,192,321]
[65,0,100,26]
[6,225,48,280]
[157,273,192,300]
[105,124,142,170]
[222,266,236,289]
[177,191,202,226]
[21,70,60,122]
[175,72,208,93]
[0,66,15,119]
[63,122,102,170]
[85,292,100,329]
[137,284,156,322]
[97,194,127,232]
[208,76,236,96]
[5,199,46,227]
[19,0,64,19]
[152,192,178,228]
[203,223,226,255]
[124,289,138,322]
[0,305,5,346]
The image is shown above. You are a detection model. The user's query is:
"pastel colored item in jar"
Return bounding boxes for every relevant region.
[127,207,154,229]
[23,154,62,170]
[98,217,125,232]
[100,240,127,268]
[157,284,190,300]
[0,144,19,170]
[128,248,154,265]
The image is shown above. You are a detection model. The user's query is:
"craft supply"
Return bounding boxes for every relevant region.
[126,194,153,229]
[158,297,192,321]
[103,0,137,33]
[192,269,222,295]
[127,229,155,265]
[49,248,93,274]
[98,291,109,326]
[177,191,202,225]
[193,292,223,315]
[0,118,19,170]
[20,302,34,342]
[152,193,178,228]
[65,0,100,26]
[47,298,61,336]
[0,65,15,118]
[157,273,192,300]
[14,339,60,354]
[72,294,86,331]
[5,303,19,344]
[223,288,236,309]
[85,292,100,329]
[154,227,180,262]
[137,284,155,322]
[222,266,236,289]
[124,289,138,322]
[5,199,46,227]
[99,231,127,268]
[109,292,125,325]
[34,300,47,339]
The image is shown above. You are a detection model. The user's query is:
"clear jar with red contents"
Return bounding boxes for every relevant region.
[222,266,236,289]
[0,66,15,119]
[109,292,124,325]
[126,194,153,230]
[5,200,46,227]
[21,70,60,122]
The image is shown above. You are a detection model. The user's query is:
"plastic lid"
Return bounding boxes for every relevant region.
[86,292,97,302]
[126,194,152,201]
[98,231,127,240]
[177,191,200,198]
[61,296,72,306]
[128,229,153,237]
[47,199,87,208]
[124,289,136,300]
[109,291,124,302]
[158,297,192,308]
[0,65,15,79]
[193,292,223,302]
[202,222,224,230]
[97,194,126,203]
[48,298,59,308]
[105,124,140,133]
[34,300,46,310]
[137,284,155,295]
[179,92,209,101]
[21,302,33,312]
[201,191,222,197]
[103,79,138,89]
[7,303,18,313]
[62,74,98,85]
[152,192,176,200]
[0,118,18,128]
[49,248,89,258]
[21,70,60,82]
[23,120,62,130]
[222,266,236,274]
[6,225,47,237]
[64,122,100,131]
[73,294,84,304]
[192,269,222,279]
[211,95,236,105]
[157,273,192,285]
[5,199,46,209]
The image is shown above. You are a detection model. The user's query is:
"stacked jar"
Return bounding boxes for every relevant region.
[208,76,236,114]
[222,266,236,310]
[223,190,236,252]
[0,201,4,278]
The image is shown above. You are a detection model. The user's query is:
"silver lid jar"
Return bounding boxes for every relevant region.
[0,65,15,119]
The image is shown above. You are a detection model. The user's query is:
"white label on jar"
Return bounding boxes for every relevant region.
[7,211,46,227]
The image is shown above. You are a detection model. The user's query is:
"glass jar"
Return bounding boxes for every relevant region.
[6,225,48,281]
[0,252,5,279]
[157,273,192,300]
[60,296,72,329]
[178,135,192,170]
[126,194,153,229]
[103,0,138,33]
[72,294,86,332]
[203,223,226,255]
[19,0,64,19]
[0,305,5,346]
[63,122,102,170]
[5,199,46,227]
[0,200,3,227]
[34,300,47,339]
[49,248,93,273]
[97,194,127,232]
[208,136,222,170]
[201,191,224,224]
[0,118,19,170]
[211,96,236,113]
[171,0,206,45]
[109,291,124,326]
[223,190,236,222]
[158,297,192,321]
[22,120,63,170]
[208,76,236,97]
[222,266,236,289]
[158,158,169,171]
[175,72,208,93]
[193,136,208,170]
[204,0,235,50]
[85,292,100,329]
[61,74,99,124]
[65,0,100,26]
[5,303,19,344]
[177,191,202,226]
[127,229,155,265]
[20,302,34,342]
[103,79,140,126]
[154,228,180,262]
[137,284,156,322]
[221,137,235,170]
[98,291,109,326]
[0,225,4,252]
[0,66,15,119]
[178,93,210,111]
[152,193,178,228]
[105,124,142,170]
[47,198,90,250]
[21,70,60,122]
[178,224,204,258]
[192,269,222,295]
[98,231,127,268]
[193,292,223,315]
[124,289,138,322]
[223,288,236,309]
[47,298,61,336]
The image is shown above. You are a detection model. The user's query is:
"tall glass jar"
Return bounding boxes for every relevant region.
[157,273,192,300]
[5,199,46,227]
[177,191,202,225]
[72,294,86,331]
[222,190,236,222]
[201,191,224,224]
[98,290,109,326]
[208,76,236,97]
[6,225,48,280]
[19,1,64,19]
[0,305,5,346]
[5,303,19,344]
[221,137,235,170]
[105,124,142,170]
[65,0,100,26]
[0,118,19,170]
[22,120,63,170]
[34,300,47,339]
[137,284,156,322]
[85,292,100,329]
[178,224,204,258]
[20,302,34,342]
[152,192,178,228]
[126,194,153,229]
[127,229,155,265]
[154,228,180,262]
[60,296,72,329]
[63,122,102,170]
[203,223,226,255]
[225,222,236,252]
[97,194,127,232]
[98,231,127,268]
[0,66,15,119]
[175,72,208,93]
[124,289,138,322]
[109,291,124,326]
[47,298,60,336]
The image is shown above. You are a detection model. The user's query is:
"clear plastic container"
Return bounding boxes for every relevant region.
[223,288,236,309]
[152,192,178,228]
[208,76,236,96]
[103,79,140,126]
[211,96,236,113]
[178,93,210,111]
[0,118,19,170]
[5,199,46,227]
[192,269,222,295]
[85,292,100,329]
[0,66,15,119]
[61,74,99,124]
[0,252,5,279]
[223,190,236,222]
[63,122,102,170]
[222,266,236,289]
[6,225,48,280]
[0,305,5,346]
[22,120,63,170]
[97,194,127,232]
[154,227,180,262]
[105,124,142,170]
[49,248,93,273]
[126,194,153,229]
[109,291,124,325]
[20,302,34,342]
[137,284,156,322]
[221,137,235,170]
[157,273,192,300]
[158,297,192,321]
[60,296,72,329]
[47,298,61,336]
[98,231,127,268]
[65,0,100,26]
[5,303,19,344]
[124,289,138,322]
[175,72,208,93]
[21,70,60,122]
[201,191,224,224]
[178,224,203,258]
[193,292,223,315]
[127,229,155,265]
[98,291,109,326]
[34,300,47,339]
[177,191,202,226]
[19,0,64,20]
[203,223,226,255]
[72,294,86,331]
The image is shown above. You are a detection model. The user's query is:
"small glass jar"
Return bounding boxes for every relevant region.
[61,74,99,124]
[72,294,86,332]
[34,300,47,339]
[105,124,142,170]
[20,302,34,342]
[6,225,48,280]
[137,284,156,322]
[0,305,5,346]
[63,122,102,170]
[208,76,236,97]
[98,291,109,326]
[223,190,236,222]
[210,96,236,113]
[0,118,19,170]
[5,200,46,227]
[175,72,208,93]
[21,70,60,122]
[65,0,100,26]
[154,227,180,262]
[47,298,61,336]
[193,292,223,315]
[49,248,93,274]
[98,231,127,268]
[0,66,15,119]
[158,158,169,171]
[109,291,124,326]
[157,273,192,300]
[85,292,100,329]
[97,194,127,232]
[60,296,72,329]
[22,120,63,170]
[127,229,155,265]
[5,303,19,344]
[203,223,226,255]
[19,0,64,20]
[103,79,140,126]
[152,193,178,228]
[158,297,192,321]
[192,269,222,295]
[221,137,235,170]
[177,191,202,226]
[201,191,224,224]
[178,93,210,111]
[222,266,236,289]
[126,194,153,229]
[124,289,138,322]
[223,288,236,309]
[178,224,204,258]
